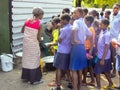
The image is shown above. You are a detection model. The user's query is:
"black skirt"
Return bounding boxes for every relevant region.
[21,66,42,83]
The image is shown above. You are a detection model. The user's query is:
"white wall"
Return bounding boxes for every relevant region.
[11,0,72,53]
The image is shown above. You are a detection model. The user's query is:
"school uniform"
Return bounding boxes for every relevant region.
[69,18,92,70]
[53,24,72,70]
[94,30,112,75]
[116,34,120,71]
[110,12,120,39]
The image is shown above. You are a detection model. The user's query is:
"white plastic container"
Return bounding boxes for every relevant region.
[0,54,13,72]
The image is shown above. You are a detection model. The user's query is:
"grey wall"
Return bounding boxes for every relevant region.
[11,0,72,53]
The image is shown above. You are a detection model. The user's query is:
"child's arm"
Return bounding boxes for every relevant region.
[100,44,109,65]
[72,30,80,44]
[89,28,95,56]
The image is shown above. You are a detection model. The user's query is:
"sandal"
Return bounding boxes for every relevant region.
[103,84,115,89]
[87,82,95,86]
[110,73,116,78]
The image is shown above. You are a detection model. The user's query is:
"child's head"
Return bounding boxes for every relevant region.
[89,10,99,19]
[83,8,88,17]
[60,13,71,26]
[100,19,109,30]
[84,15,94,27]
[113,3,120,15]
[32,7,44,19]
[62,8,70,14]
[105,10,111,19]
[52,17,60,29]
[73,7,83,19]
[100,11,104,16]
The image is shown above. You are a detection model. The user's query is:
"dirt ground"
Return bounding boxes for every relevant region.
[0,54,119,90]
[0,66,120,90]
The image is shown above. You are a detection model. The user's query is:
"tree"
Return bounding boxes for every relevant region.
[72,0,120,8]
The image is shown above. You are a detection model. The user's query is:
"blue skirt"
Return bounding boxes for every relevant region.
[94,59,112,75]
[69,44,87,70]
[53,52,70,70]
[116,55,120,71]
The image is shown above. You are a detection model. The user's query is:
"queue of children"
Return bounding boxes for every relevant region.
[47,3,120,90]
[21,3,120,90]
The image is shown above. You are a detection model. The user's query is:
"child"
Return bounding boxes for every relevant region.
[111,34,120,89]
[46,17,60,55]
[53,13,72,90]
[69,7,92,90]
[83,8,88,17]
[104,10,111,20]
[82,15,95,86]
[94,19,114,89]
[62,8,70,14]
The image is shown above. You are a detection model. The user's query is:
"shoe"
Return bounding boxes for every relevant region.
[31,80,44,85]
[110,73,116,78]
[103,84,115,89]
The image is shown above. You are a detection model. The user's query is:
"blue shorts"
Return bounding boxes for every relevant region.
[116,55,120,71]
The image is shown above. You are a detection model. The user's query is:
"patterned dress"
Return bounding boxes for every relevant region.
[21,19,42,83]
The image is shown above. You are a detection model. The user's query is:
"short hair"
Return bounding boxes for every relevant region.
[60,13,71,22]
[105,10,111,15]
[52,17,60,24]
[100,11,104,16]
[114,3,120,8]
[83,8,88,14]
[101,19,110,26]
[76,7,83,15]
[32,7,44,17]
[85,15,94,24]
[90,10,98,17]
[62,8,70,14]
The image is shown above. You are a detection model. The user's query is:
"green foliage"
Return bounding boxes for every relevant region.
[73,0,120,8]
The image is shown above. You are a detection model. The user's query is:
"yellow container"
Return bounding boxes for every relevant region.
[40,59,44,73]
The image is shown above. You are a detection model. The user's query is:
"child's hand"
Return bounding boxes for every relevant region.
[111,38,117,43]
[100,59,104,66]
[46,44,51,47]
[86,54,93,60]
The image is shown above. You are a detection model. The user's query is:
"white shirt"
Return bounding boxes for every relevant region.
[110,12,120,39]
[72,18,91,44]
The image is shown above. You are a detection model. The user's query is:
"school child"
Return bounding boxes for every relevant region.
[46,17,60,55]
[82,15,95,86]
[62,8,70,14]
[111,33,120,89]
[104,10,111,20]
[69,7,92,90]
[99,11,104,20]
[83,8,88,17]
[53,13,72,90]
[94,19,114,89]
[110,3,120,78]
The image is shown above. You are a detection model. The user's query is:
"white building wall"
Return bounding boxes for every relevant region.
[11,0,72,52]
